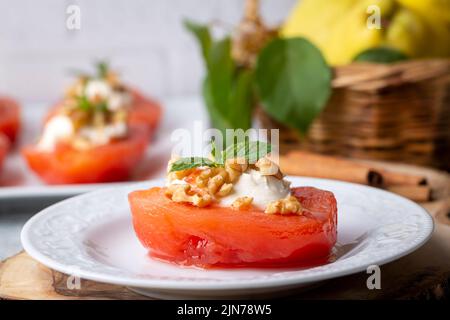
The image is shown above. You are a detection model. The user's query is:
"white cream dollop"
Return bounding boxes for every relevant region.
[37,115,74,151]
[78,122,127,146]
[85,80,112,101]
[37,116,128,151]
[84,79,131,112]
[220,169,291,210]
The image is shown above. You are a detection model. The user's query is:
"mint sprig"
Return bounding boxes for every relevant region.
[77,95,92,111]
[220,140,271,164]
[169,140,272,172]
[96,61,110,79]
[169,157,217,172]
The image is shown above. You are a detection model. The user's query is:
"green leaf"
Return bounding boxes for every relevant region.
[95,101,108,112]
[169,157,217,172]
[184,20,212,62]
[203,39,255,133]
[202,37,235,132]
[228,69,254,130]
[77,95,92,111]
[96,61,110,78]
[206,37,234,109]
[221,140,272,164]
[186,21,255,133]
[255,37,332,134]
[353,47,408,63]
[210,138,217,161]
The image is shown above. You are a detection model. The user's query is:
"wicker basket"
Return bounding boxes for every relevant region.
[259,59,450,170]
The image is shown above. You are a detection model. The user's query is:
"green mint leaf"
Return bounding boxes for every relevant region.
[210,138,217,161]
[169,157,217,172]
[255,37,332,134]
[95,101,108,112]
[96,61,110,78]
[221,140,272,164]
[184,20,212,63]
[353,47,408,63]
[77,95,92,111]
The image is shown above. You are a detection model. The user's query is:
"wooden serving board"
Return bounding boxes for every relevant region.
[1,163,449,300]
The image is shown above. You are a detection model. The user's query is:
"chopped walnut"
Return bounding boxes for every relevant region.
[165,184,212,208]
[65,78,87,99]
[192,193,213,207]
[231,196,253,210]
[224,158,246,183]
[167,170,193,183]
[225,167,241,183]
[255,157,283,179]
[225,158,248,172]
[191,167,231,195]
[216,183,233,197]
[165,184,191,202]
[265,196,302,215]
[112,109,128,123]
[166,159,195,183]
[215,167,230,180]
[208,174,225,194]
[200,168,214,179]
[105,71,120,86]
[167,155,180,172]
[166,165,239,208]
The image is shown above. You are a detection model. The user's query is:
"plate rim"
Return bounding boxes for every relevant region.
[21,177,434,291]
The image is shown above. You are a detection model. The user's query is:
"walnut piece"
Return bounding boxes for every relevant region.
[265,196,302,215]
[166,166,239,207]
[165,184,213,208]
[224,158,246,183]
[231,196,253,210]
[255,157,283,179]
[225,158,248,172]
[167,167,194,183]
[208,174,225,194]
[166,155,180,173]
[216,183,233,197]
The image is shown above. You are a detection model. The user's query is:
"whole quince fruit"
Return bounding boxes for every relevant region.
[281,0,450,65]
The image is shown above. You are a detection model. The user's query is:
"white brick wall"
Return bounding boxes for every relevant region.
[0,0,296,102]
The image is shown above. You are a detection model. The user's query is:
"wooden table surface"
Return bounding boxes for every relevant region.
[1,161,449,300]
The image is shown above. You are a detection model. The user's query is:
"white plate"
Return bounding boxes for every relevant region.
[21,177,433,299]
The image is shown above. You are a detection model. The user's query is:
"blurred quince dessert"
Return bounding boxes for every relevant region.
[22,62,160,184]
[0,96,21,144]
[46,62,161,138]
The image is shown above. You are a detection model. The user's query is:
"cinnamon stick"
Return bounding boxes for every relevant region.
[377,169,427,186]
[281,151,428,189]
[280,152,383,187]
[386,185,432,202]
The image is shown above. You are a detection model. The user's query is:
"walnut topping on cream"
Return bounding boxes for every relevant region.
[37,63,132,151]
[165,152,301,215]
